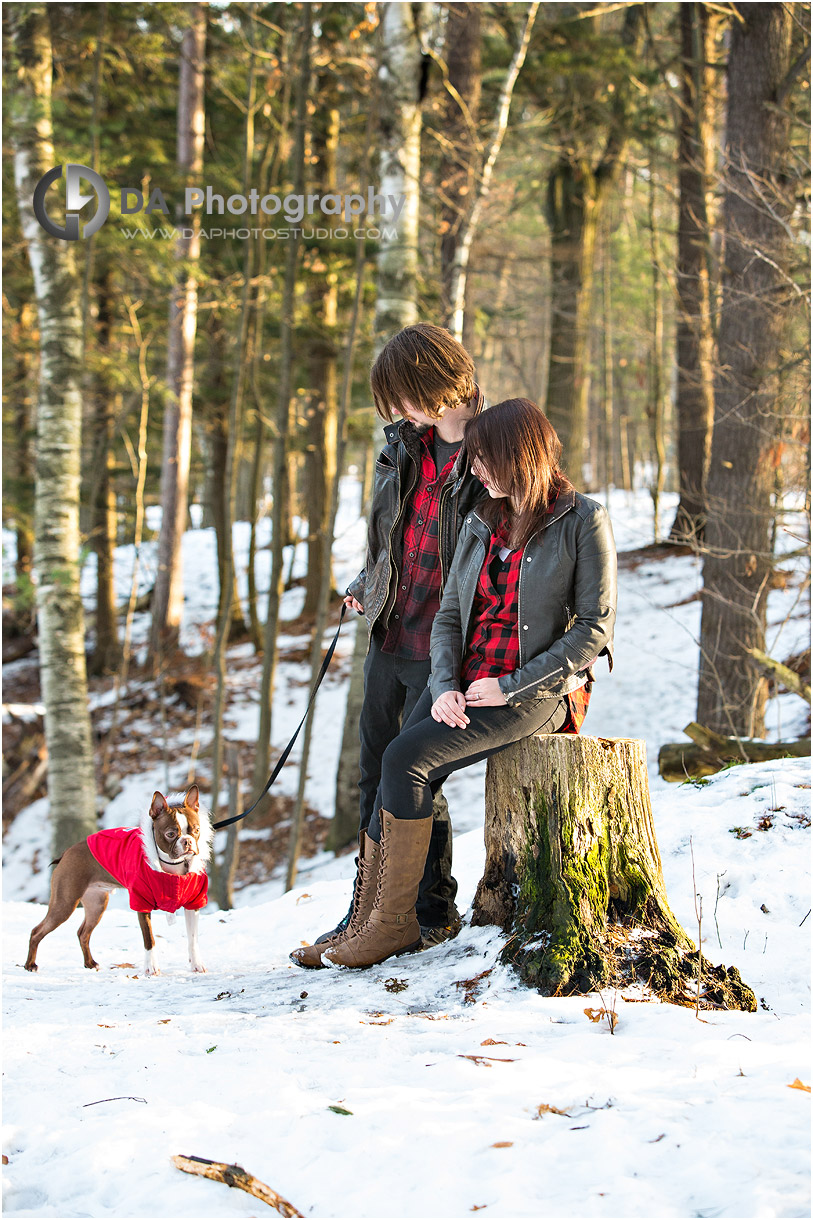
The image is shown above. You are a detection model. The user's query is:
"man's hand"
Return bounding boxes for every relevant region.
[464,677,508,707]
[343,594,364,614]
[431,690,470,728]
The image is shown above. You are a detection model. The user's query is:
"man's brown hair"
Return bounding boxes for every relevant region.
[370,323,476,422]
[464,398,573,550]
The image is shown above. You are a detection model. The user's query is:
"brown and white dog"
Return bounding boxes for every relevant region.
[25,786,213,976]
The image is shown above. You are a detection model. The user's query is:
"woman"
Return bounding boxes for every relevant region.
[304,398,617,969]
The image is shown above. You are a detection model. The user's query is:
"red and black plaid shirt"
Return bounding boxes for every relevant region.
[461,516,522,684]
[461,507,592,734]
[380,428,459,661]
[561,682,591,733]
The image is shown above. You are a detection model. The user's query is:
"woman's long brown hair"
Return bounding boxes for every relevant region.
[464,398,573,550]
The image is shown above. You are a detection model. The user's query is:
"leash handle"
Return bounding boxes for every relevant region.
[213,603,348,830]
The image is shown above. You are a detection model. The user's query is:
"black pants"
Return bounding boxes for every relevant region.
[370,686,569,830]
[357,631,457,927]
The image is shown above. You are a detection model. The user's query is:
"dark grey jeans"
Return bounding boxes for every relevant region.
[369,685,569,829]
[358,631,457,927]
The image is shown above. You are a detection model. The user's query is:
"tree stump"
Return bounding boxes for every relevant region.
[472,735,755,1010]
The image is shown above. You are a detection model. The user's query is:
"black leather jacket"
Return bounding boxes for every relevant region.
[429,489,617,707]
[347,387,488,637]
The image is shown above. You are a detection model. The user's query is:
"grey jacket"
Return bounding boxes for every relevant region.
[347,387,487,637]
[429,488,617,707]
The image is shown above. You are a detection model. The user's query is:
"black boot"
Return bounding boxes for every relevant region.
[415,792,460,938]
[314,855,358,945]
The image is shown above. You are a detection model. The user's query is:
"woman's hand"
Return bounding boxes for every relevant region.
[464,677,508,707]
[343,594,364,614]
[431,691,470,728]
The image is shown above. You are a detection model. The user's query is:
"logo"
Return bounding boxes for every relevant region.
[33,163,110,240]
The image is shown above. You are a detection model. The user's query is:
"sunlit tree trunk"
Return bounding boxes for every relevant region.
[88,263,120,675]
[697,2,794,738]
[11,300,36,582]
[253,9,312,796]
[303,95,340,617]
[374,1,425,341]
[9,3,97,854]
[150,4,206,657]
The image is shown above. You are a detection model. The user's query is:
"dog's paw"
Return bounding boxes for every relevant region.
[190,962,207,973]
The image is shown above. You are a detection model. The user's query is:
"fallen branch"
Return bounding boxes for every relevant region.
[172,1154,303,1217]
[659,723,811,782]
[744,648,811,703]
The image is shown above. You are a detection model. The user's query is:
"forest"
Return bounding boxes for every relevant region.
[4,0,809,868]
[3,4,811,1218]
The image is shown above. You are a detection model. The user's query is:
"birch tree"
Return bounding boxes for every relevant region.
[374,0,425,340]
[9,3,97,854]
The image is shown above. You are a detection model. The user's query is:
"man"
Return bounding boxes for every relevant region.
[292,324,486,966]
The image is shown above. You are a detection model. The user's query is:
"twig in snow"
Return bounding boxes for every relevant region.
[714,871,726,949]
[690,837,706,1021]
[83,1096,147,1107]
[172,1154,303,1217]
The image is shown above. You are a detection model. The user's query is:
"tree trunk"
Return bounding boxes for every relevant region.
[203,315,246,639]
[545,163,600,478]
[669,2,718,544]
[472,734,756,1010]
[253,9,311,797]
[88,263,120,675]
[439,1,482,347]
[150,4,206,657]
[543,5,645,474]
[11,300,36,582]
[374,1,424,341]
[9,3,97,855]
[247,28,292,652]
[647,169,667,541]
[286,118,370,886]
[697,3,794,739]
[445,3,538,345]
[209,9,261,820]
[329,616,368,853]
[303,94,340,618]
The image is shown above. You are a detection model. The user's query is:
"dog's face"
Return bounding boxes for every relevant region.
[150,786,202,868]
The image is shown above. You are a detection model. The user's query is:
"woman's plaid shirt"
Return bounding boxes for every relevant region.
[461,512,591,733]
[461,516,522,684]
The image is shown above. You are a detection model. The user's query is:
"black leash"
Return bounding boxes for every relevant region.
[213,603,348,830]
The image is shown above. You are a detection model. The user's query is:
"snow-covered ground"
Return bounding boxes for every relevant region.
[3,483,810,1219]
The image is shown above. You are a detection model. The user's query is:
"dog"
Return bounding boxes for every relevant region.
[25,786,213,976]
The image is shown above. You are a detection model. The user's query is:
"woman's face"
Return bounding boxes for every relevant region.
[471,457,509,500]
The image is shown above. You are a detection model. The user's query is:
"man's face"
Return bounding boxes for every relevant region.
[395,394,473,428]
[394,397,439,429]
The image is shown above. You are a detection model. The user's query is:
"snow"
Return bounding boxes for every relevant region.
[3,483,810,1219]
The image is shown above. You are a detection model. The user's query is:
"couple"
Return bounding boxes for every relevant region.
[291,324,617,970]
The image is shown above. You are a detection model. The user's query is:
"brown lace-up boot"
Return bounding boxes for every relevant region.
[322,811,432,968]
[289,832,381,968]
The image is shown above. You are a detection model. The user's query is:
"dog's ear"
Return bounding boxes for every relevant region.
[150,791,168,821]
[184,784,200,813]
